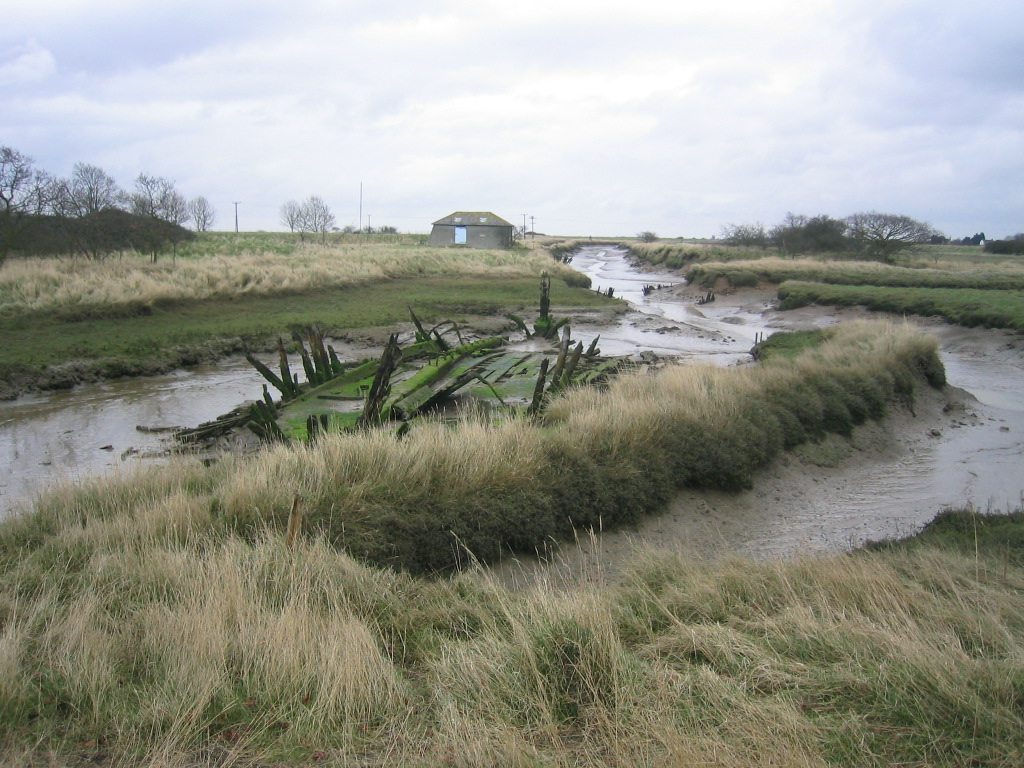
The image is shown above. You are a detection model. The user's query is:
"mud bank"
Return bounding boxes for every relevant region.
[494,294,1024,590]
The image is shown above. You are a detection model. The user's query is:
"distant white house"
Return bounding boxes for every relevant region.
[427,212,514,249]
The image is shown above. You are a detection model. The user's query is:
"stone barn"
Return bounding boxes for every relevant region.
[427,211,514,249]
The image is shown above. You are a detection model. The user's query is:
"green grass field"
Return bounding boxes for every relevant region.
[0,235,609,395]
[0,277,610,386]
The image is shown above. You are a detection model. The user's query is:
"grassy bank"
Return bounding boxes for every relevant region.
[779,281,1024,332]
[626,240,768,269]
[8,320,945,575]
[684,256,1024,292]
[0,277,610,395]
[0,240,586,319]
[3,487,1023,763]
[4,323,1018,767]
[866,505,1024,564]
[637,248,1024,333]
[628,241,1022,273]
[0,238,604,396]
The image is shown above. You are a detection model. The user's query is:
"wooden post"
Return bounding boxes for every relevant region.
[357,333,402,429]
[408,307,430,342]
[562,341,584,383]
[539,273,551,323]
[549,325,571,384]
[527,357,549,416]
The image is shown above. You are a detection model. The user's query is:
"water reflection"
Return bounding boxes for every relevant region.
[0,361,272,517]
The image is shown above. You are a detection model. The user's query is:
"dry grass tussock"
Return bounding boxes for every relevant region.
[0,244,579,316]
[1,524,1022,766]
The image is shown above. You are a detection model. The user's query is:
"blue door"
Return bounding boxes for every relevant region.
[455,226,467,244]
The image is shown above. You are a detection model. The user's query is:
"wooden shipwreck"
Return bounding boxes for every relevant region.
[174,275,645,447]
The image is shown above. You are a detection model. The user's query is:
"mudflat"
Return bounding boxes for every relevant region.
[494,290,1024,589]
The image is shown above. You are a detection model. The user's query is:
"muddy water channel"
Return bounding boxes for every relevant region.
[3,246,1024,571]
[500,245,1024,584]
[568,245,771,362]
[0,362,271,518]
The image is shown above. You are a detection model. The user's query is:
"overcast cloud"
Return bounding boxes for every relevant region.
[3,0,1022,238]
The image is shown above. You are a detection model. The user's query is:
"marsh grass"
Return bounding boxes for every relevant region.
[628,241,1021,272]
[0,236,601,394]
[0,240,584,319]
[626,241,769,269]
[779,281,1024,332]
[3,321,1020,766]
[1,515,1022,766]
[685,256,1024,291]
[13,320,943,577]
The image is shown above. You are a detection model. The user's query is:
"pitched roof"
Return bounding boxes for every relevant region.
[431,211,513,227]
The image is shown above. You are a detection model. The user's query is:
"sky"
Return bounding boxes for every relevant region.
[2,0,1022,239]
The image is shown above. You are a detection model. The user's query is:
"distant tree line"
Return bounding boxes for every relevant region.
[721,212,945,262]
[0,145,215,265]
[984,233,1024,255]
[723,212,1023,262]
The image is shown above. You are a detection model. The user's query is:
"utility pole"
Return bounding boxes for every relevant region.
[233,201,240,233]
[359,182,363,234]
[522,213,527,240]
[530,215,535,238]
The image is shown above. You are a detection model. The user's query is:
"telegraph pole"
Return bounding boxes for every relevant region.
[359,182,363,233]
[530,215,535,238]
[233,202,240,233]
[522,213,527,240]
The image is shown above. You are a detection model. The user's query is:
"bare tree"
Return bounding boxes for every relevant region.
[0,146,59,263]
[59,163,126,216]
[42,164,126,259]
[131,174,188,225]
[280,199,302,235]
[130,174,190,260]
[188,196,217,232]
[281,196,335,242]
[845,211,940,262]
[302,195,335,243]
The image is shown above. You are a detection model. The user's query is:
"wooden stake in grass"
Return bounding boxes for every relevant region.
[286,494,304,549]
[528,357,549,416]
